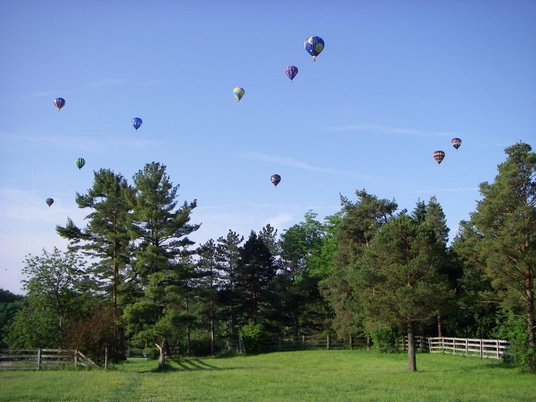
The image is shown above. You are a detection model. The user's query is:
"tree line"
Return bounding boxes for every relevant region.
[1,142,534,372]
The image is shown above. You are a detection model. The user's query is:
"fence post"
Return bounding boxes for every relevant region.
[74,349,78,368]
[496,340,499,359]
[105,347,108,370]
[37,349,41,370]
[480,339,483,359]
[349,335,353,350]
[326,335,330,350]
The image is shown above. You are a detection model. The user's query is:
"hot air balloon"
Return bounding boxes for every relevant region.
[304,36,324,61]
[75,157,86,170]
[46,198,54,207]
[233,87,245,102]
[271,174,281,187]
[433,151,445,165]
[53,97,66,111]
[451,138,462,150]
[131,117,143,130]
[285,65,299,82]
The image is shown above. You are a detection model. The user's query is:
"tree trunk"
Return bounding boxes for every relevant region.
[155,338,166,369]
[407,322,417,372]
[526,272,535,348]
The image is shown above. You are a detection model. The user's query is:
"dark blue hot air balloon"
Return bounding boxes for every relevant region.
[304,36,324,61]
[53,97,66,111]
[131,117,143,130]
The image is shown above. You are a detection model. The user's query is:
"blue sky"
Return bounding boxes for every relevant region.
[1,1,535,294]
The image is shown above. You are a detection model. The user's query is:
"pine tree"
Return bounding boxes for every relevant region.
[455,142,536,371]
[56,169,133,313]
[125,162,199,368]
[357,214,452,371]
[216,230,244,337]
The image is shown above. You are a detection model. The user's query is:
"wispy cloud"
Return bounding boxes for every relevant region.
[240,152,375,179]
[1,132,167,153]
[87,78,126,87]
[135,80,161,87]
[25,91,61,100]
[413,187,479,194]
[328,124,457,138]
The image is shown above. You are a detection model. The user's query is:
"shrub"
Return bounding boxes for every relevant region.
[240,322,266,354]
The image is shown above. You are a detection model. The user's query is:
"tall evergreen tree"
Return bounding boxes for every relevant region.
[124,162,199,368]
[320,190,398,339]
[234,231,276,328]
[196,239,224,355]
[216,230,243,337]
[356,214,452,371]
[56,169,134,313]
[454,142,536,371]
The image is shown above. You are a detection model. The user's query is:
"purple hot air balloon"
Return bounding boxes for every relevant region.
[284,65,299,82]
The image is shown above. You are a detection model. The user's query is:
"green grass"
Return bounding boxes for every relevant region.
[0,350,534,401]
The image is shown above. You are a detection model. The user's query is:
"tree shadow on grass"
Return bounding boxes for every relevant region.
[146,358,243,373]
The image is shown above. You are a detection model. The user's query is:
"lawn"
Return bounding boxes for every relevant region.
[0,350,534,401]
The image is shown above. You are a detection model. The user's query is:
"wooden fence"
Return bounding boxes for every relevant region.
[230,335,510,360]
[229,335,369,353]
[426,337,510,359]
[0,349,97,370]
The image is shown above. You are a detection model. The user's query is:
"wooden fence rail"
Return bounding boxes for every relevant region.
[0,349,97,370]
[229,335,510,360]
[426,337,510,359]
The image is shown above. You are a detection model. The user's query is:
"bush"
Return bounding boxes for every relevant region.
[240,322,266,354]
[62,306,126,365]
[370,326,400,353]
[495,310,536,373]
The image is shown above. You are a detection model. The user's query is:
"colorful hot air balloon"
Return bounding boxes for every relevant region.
[284,65,299,82]
[433,151,445,165]
[75,157,86,170]
[271,174,281,187]
[131,117,143,130]
[451,138,462,150]
[53,97,66,111]
[233,87,245,102]
[46,198,54,207]
[304,36,324,61]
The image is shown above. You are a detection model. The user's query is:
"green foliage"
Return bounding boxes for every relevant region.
[4,248,93,349]
[240,322,266,354]
[495,310,536,372]
[0,289,23,348]
[370,326,401,353]
[454,142,536,364]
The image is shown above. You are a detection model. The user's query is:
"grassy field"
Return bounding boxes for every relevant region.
[0,350,534,401]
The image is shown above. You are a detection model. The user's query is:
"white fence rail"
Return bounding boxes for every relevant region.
[229,335,510,360]
[427,337,510,359]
